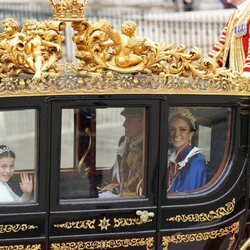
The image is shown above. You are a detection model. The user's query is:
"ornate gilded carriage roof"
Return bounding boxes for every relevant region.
[0,0,249,97]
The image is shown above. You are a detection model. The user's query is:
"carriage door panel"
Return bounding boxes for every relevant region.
[0,97,49,249]
[159,100,249,250]
[49,97,160,249]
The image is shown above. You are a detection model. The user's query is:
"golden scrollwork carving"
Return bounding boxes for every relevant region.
[51,237,154,250]
[162,221,239,250]
[54,219,95,229]
[166,198,235,223]
[114,217,152,227]
[71,18,218,77]
[0,224,38,234]
[0,244,41,250]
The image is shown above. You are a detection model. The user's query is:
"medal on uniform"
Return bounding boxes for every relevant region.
[234,22,247,37]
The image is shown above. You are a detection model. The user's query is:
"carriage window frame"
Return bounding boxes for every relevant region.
[49,97,161,211]
[0,108,39,205]
[166,105,233,198]
[59,106,148,200]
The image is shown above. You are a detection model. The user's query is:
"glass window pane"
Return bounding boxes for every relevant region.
[60,107,146,200]
[0,110,37,203]
[167,107,231,195]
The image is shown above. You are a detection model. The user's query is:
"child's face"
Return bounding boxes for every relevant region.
[0,156,15,183]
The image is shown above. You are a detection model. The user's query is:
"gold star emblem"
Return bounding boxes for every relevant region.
[98,217,111,230]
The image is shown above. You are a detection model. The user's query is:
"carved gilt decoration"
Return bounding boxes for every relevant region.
[71,18,219,77]
[0,69,248,96]
[50,0,88,21]
[0,223,38,234]
[114,217,152,228]
[0,17,65,80]
[51,237,154,250]
[162,221,239,250]
[98,217,111,231]
[54,219,95,230]
[0,0,247,94]
[166,198,235,223]
[0,244,41,250]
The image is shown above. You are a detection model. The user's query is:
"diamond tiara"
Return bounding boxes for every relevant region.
[0,146,11,155]
[169,107,196,130]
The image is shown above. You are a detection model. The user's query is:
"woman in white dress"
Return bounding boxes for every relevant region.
[0,145,33,203]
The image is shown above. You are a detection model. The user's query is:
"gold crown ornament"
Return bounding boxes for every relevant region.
[50,0,88,21]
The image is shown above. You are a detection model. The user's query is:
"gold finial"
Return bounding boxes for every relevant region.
[50,0,88,21]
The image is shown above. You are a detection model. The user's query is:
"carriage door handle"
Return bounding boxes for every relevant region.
[136,210,155,223]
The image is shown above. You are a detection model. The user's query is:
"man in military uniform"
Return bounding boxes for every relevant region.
[99,107,145,198]
[206,0,250,77]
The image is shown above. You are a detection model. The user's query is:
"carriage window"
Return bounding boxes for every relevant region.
[167,107,231,195]
[60,107,146,200]
[0,110,37,203]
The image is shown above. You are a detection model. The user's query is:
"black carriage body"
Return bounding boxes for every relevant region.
[0,92,248,250]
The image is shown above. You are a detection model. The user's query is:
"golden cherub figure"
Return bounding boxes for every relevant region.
[104,21,146,68]
[22,19,62,79]
[0,18,25,74]
[0,18,65,79]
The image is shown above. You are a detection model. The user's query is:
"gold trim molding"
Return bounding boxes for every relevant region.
[0,244,41,250]
[166,198,235,223]
[114,217,152,227]
[51,237,154,250]
[53,214,154,231]
[0,70,249,98]
[0,224,38,234]
[54,219,95,230]
[162,221,239,250]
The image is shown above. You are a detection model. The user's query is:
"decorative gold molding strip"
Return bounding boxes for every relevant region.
[0,69,249,98]
[53,219,95,230]
[162,221,239,250]
[51,237,154,250]
[166,198,235,223]
[0,224,38,234]
[0,244,41,250]
[114,217,152,227]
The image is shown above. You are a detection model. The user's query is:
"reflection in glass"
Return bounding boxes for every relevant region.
[60,107,146,200]
[167,107,231,194]
[0,110,37,203]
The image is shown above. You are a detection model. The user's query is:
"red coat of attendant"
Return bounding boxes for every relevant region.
[207,3,250,73]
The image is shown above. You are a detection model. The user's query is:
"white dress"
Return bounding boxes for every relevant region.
[0,181,21,203]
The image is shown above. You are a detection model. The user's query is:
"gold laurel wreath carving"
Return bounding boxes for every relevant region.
[0,224,38,234]
[0,244,41,250]
[51,237,154,250]
[113,217,153,227]
[53,219,95,230]
[166,198,235,223]
[162,221,239,250]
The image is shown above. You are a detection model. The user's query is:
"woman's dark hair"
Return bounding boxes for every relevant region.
[0,145,15,159]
